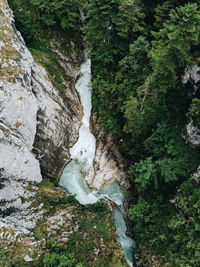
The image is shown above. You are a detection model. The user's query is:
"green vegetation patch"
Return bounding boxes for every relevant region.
[29,47,67,92]
[130,175,200,266]
[8,0,84,92]
[26,180,127,266]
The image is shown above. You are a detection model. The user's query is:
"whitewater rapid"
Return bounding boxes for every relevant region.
[59,59,135,266]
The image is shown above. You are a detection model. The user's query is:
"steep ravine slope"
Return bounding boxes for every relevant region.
[0,0,81,216]
[86,113,130,190]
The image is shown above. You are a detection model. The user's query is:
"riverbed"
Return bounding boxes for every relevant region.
[59,59,135,266]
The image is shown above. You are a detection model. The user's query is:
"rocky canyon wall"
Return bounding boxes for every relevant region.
[0,0,82,219]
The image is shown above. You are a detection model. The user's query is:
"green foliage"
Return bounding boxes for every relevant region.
[84,0,119,70]
[9,0,85,53]
[113,0,144,39]
[85,0,144,70]
[9,0,84,37]
[187,98,200,127]
[0,246,13,267]
[37,239,83,267]
[119,37,150,87]
[34,220,46,240]
[129,157,157,191]
[58,202,125,266]
[123,96,145,138]
[41,253,82,267]
[85,0,119,45]
[0,246,30,267]
[129,175,200,266]
[31,180,125,267]
[8,0,36,41]
[128,122,200,265]
[91,76,122,134]
[176,176,200,235]
[30,0,83,30]
[89,200,107,212]
[113,36,150,113]
[154,1,175,29]
[9,0,84,95]
[29,47,66,92]
[121,3,200,140]
[129,122,200,189]
[129,196,159,225]
[150,3,200,93]
[87,1,200,264]
[46,239,64,252]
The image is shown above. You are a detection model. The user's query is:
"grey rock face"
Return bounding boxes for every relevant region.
[183,120,200,147]
[0,0,81,221]
[182,65,200,95]
[183,66,200,147]
[31,58,82,179]
[85,113,130,190]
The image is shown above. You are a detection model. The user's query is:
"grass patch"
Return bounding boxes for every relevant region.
[29,47,67,92]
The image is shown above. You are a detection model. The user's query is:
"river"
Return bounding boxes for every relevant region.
[59,59,135,266]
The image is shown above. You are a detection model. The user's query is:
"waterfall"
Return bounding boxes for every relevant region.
[59,59,135,266]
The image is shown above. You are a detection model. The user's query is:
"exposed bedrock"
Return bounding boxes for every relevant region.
[183,65,200,147]
[0,0,82,218]
[85,112,131,190]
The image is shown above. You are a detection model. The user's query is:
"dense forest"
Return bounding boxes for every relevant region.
[9,0,200,266]
[86,1,200,265]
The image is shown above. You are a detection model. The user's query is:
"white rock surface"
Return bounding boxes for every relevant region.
[85,132,130,190]
[85,115,130,190]
[184,120,200,147]
[183,65,200,93]
[182,65,200,147]
[0,0,81,231]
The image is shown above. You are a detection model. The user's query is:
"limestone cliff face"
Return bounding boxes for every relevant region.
[183,65,200,147]
[85,113,130,190]
[0,0,82,217]
[183,65,200,95]
[184,120,200,147]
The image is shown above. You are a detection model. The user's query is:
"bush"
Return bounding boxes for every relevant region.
[37,239,83,267]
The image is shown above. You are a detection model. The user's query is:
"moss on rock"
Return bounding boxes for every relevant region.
[1,180,128,266]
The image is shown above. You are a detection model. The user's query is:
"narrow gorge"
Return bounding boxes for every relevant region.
[59,59,135,266]
[0,0,135,266]
[1,0,200,266]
